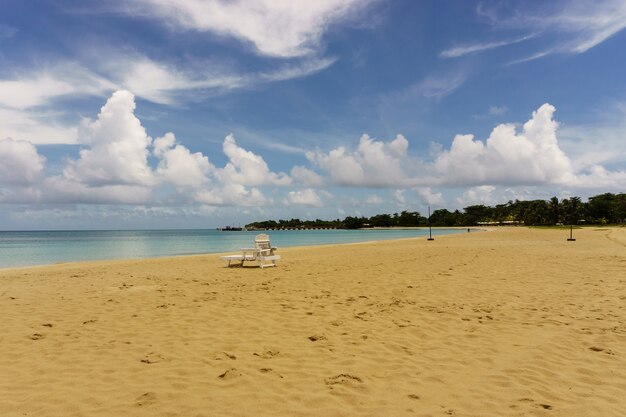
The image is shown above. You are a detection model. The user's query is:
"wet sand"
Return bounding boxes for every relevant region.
[1,227,624,416]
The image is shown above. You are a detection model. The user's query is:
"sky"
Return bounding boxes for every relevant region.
[1,0,625,230]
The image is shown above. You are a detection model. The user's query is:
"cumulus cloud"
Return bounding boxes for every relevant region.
[290,166,324,186]
[217,134,291,186]
[153,132,213,189]
[287,188,323,206]
[307,134,411,187]
[195,184,268,207]
[416,187,445,206]
[456,185,497,207]
[4,90,623,212]
[127,0,374,57]
[0,138,46,185]
[435,104,577,186]
[63,90,155,187]
[572,165,626,189]
[307,103,625,190]
[41,177,153,205]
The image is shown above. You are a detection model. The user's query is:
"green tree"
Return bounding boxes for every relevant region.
[549,196,560,225]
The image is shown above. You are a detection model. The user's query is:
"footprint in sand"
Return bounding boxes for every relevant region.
[135,392,157,407]
[42,323,53,328]
[218,368,241,380]
[212,352,237,360]
[589,346,615,355]
[140,352,165,364]
[29,333,45,340]
[308,335,327,342]
[253,350,280,359]
[259,368,284,378]
[325,374,363,387]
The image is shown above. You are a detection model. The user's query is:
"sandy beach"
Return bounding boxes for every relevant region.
[0,227,624,417]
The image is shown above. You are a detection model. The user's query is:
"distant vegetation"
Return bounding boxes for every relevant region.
[245,192,626,230]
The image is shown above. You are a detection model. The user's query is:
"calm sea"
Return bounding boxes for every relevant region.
[0,228,468,269]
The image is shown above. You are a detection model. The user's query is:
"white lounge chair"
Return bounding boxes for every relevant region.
[220,234,281,268]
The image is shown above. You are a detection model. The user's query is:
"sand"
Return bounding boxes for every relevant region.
[0,227,624,417]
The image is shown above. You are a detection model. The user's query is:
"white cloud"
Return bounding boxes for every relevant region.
[290,165,324,186]
[307,134,411,187]
[0,138,46,185]
[63,90,155,187]
[153,132,213,189]
[307,103,625,190]
[456,185,496,207]
[0,75,75,110]
[435,103,577,186]
[0,108,78,145]
[128,0,374,57]
[0,66,114,110]
[415,187,444,206]
[393,189,406,205]
[548,0,626,54]
[287,188,323,206]
[217,134,291,186]
[476,0,626,63]
[572,165,626,190]
[42,177,153,205]
[440,34,534,58]
[365,195,383,204]
[414,71,468,99]
[110,58,247,105]
[489,105,508,115]
[195,184,268,207]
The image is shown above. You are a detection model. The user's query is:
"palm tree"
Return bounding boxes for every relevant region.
[549,196,559,225]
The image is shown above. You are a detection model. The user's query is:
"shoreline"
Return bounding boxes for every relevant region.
[0,227,478,271]
[1,227,624,416]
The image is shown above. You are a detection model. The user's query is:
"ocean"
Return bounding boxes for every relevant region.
[0,228,469,269]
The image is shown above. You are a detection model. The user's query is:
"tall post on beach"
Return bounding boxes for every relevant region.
[427,206,434,241]
[567,223,576,241]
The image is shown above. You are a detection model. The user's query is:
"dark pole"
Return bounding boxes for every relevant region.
[427,206,434,241]
[567,223,576,241]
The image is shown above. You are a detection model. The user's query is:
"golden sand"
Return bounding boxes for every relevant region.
[1,227,624,417]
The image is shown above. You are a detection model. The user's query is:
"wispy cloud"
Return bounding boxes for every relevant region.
[476,0,626,62]
[414,71,468,99]
[117,0,377,58]
[440,34,535,58]
[488,105,508,115]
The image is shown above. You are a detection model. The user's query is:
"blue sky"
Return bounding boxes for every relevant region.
[0,0,625,230]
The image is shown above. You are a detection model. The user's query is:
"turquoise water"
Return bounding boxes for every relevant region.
[0,228,468,269]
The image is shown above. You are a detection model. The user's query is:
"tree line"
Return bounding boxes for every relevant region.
[245,192,625,229]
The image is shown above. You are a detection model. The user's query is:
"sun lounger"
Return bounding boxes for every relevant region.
[220,234,281,268]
